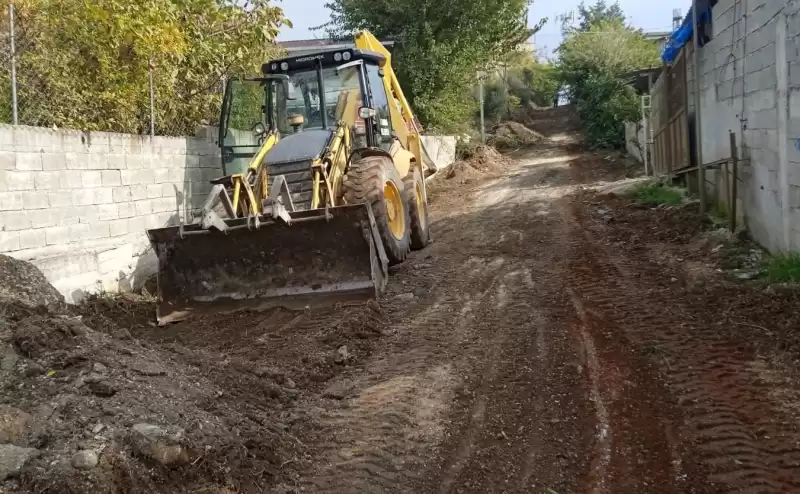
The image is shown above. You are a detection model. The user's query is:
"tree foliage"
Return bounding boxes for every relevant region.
[556,3,658,148]
[482,48,559,124]
[320,0,537,132]
[2,0,288,135]
[573,0,625,32]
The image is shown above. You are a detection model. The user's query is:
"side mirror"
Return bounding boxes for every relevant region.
[284,80,297,101]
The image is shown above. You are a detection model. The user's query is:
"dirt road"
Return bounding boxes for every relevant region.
[119,108,800,494]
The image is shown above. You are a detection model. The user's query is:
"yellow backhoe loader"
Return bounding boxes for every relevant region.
[146,31,431,324]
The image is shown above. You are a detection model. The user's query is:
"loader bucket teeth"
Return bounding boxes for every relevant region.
[146,204,388,325]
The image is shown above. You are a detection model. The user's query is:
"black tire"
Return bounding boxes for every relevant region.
[343,155,411,264]
[403,166,431,250]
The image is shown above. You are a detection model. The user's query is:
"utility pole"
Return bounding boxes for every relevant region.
[479,75,485,144]
[9,4,18,125]
[691,0,705,214]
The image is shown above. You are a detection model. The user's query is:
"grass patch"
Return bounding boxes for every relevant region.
[761,252,800,283]
[627,182,684,206]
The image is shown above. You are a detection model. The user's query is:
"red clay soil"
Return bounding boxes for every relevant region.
[4,107,800,493]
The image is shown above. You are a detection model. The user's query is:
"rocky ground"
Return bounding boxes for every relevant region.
[2,106,800,493]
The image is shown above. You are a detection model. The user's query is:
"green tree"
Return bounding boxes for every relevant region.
[574,0,625,32]
[556,10,659,148]
[320,0,539,132]
[1,0,288,135]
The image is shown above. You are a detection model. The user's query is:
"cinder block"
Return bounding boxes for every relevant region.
[744,65,777,93]
[169,168,184,182]
[88,222,111,240]
[65,152,89,170]
[20,191,49,210]
[108,219,129,237]
[58,170,82,188]
[0,152,14,170]
[2,171,33,192]
[146,184,162,199]
[94,188,114,205]
[153,168,170,184]
[68,223,92,242]
[86,133,111,154]
[117,203,135,219]
[134,200,153,216]
[72,189,94,206]
[34,171,61,190]
[75,205,98,224]
[82,171,102,188]
[0,232,20,252]
[125,154,143,170]
[97,243,133,274]
[102,170,122,187]
[162,183,178,198]
[130,184,147,201]
[87,153,108,170]
[747,89,777,112]
[45,226,70,246]
[29,209,58,228]
[748,107,778,130]
[18,229,46,250]
[2,210,31,231]
[42,153,67,171]
[112,186,132,202]
[48,190,72,208]
[185,155,201,168]
[0,192,22,211]
[136,169,155,185]
[57,207,80,225]
[98,203,118,221]
[15,152,42,171]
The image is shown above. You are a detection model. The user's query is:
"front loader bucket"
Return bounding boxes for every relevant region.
[146,204,389,325]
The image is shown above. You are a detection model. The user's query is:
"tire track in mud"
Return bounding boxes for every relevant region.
[566,196,800,493]
[300,226,517,493]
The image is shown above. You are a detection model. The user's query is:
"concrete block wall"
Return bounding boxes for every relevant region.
[687,0,800,252]
[0,125,221,301]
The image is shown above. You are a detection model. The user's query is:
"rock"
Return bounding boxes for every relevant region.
[0,444,39,479]
[1,347,19,372]
[92,363,108,373]
[91,422,105,434]
[284,378,296,389]
[71,450,98,470]
[334,346,349,364]
[733,270,760,280]
[23,361,45,377]
[87,380,118,397]
[0,406,34,443]
[395,293,415,301]
[130,362,167,377]
[0,255,65,308]
[322,381,353,400]
[130,423,189,467]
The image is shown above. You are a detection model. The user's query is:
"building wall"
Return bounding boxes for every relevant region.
[686,0,800,252]
[0,125,221,301]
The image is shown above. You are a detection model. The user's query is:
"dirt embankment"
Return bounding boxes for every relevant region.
[0,255,389,493]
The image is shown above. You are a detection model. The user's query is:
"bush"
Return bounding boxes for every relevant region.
[628,182,684,206]
[761,253,800,283]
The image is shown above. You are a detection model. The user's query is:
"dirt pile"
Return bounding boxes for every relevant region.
[0,255,64,309]
[0,257,389,493]
[431,145,510,187]
[489,121,546,149]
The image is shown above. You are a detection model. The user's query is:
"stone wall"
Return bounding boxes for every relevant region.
[0,125,221,301]
[687,0,800,251]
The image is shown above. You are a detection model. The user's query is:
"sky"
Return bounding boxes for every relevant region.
[277,0,691,58]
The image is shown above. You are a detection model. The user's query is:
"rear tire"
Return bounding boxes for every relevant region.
[403,166,431,250]
[343,155,411,264]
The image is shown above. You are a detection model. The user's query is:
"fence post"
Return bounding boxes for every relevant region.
[9,3,18,125]
[478,75,485,144]
[148,58,155,137]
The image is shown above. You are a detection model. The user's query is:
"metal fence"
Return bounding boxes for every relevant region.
[1,4,223,137]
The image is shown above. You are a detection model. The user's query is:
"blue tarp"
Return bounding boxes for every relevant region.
[660,2,713,64]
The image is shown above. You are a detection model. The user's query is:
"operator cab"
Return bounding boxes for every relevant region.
[219,48,395,174]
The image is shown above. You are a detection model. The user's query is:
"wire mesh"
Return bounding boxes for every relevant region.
[0,5,223,137]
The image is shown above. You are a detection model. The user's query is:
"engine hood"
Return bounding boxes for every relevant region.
[264,129,333,165]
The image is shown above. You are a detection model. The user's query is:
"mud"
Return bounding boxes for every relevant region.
[5,106,800,493]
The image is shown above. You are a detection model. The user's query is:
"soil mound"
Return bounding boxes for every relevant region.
[0,255,64,308]
[489,121,545,149]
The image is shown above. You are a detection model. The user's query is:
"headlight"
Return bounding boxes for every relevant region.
[271,63,277,71]
[334,52,342,62]
[342,52,352,61]
[281,62,289,71]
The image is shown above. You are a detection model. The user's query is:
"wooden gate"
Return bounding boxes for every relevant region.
[651,46,690,175]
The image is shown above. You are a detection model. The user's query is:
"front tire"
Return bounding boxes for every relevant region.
[404,166,431,250]
[343,155,411,264]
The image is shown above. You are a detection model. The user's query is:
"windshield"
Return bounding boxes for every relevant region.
[272,65,363,134]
